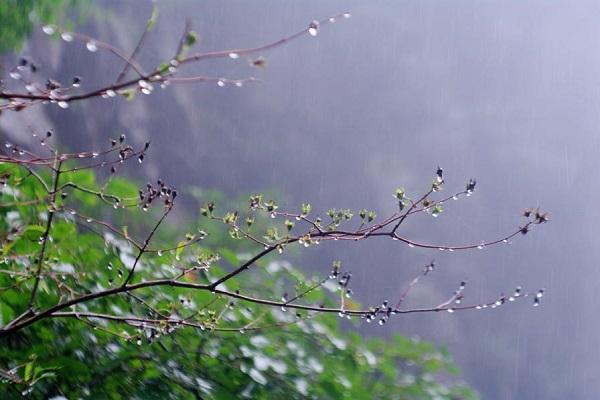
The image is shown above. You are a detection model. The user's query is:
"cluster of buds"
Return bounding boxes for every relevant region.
[365,300,394,325]
[139,179,177,210]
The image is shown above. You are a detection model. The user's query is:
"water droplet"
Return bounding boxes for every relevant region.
[57,101,69,109]
[107,263,113,271]
[92,152,99,158]
[228,52,239,59]
[9,72,21,80]
[157,250,163,256]
[42,25,55,35]
[438,247,445,251]
[477,243,484,250]
[502,239,508,244]
[329,17,336,23]
[475,305,482,310]
[217,80,225,87]
[452,195,459,200]
[234,81,243,87]
[105,89,116,98]
[61,32,74,42]
[86,218,92,223]
[86,41,98,52]
[25,84,36,92]
[447,308,454,313]
[448,248,454,252]
[281,306,287,312]
[343,12,352,18]
[408,243,415,248]
[136,338,142,345]
[308,21,320,36]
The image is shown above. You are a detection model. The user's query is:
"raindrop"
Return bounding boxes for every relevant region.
[86,218,92,223]
[57,101,69,109]
[9,72,21,80]
[234,81,243,87]
[42,25,55,35]
[408,243,415,248]
[447,308,454,313]
[86,41,98,52]
[228,52,239,59]
[92,152,99,158]
[61,32,74,42]
[329,17,336,23]
[107,263,113,271]
[106,89,116,97]
[477,243,484,250]
[378,318,386,325]
[157,250,163,256]
[452,195,459,200]
[136,338,142,345]
[217,80,225,87]
[25,84,36,92]
[343,12,352,18]
[308,21,320,36]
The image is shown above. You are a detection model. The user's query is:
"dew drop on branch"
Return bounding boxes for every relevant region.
[86,41,98,52]
[308,21,320,36]
[42,25,55,35]
[61,32,74,42]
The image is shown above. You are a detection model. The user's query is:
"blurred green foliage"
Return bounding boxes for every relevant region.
[0,162,477,399]
[0,0,84,53]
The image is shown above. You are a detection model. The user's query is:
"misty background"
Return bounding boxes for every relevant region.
[2,1,598,398]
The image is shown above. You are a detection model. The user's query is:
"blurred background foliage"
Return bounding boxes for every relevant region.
[0,0,89,53]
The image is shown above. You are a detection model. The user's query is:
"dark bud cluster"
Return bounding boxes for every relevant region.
[466,178,476,193]
[139,179,177,210]
[45,79,61,91]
